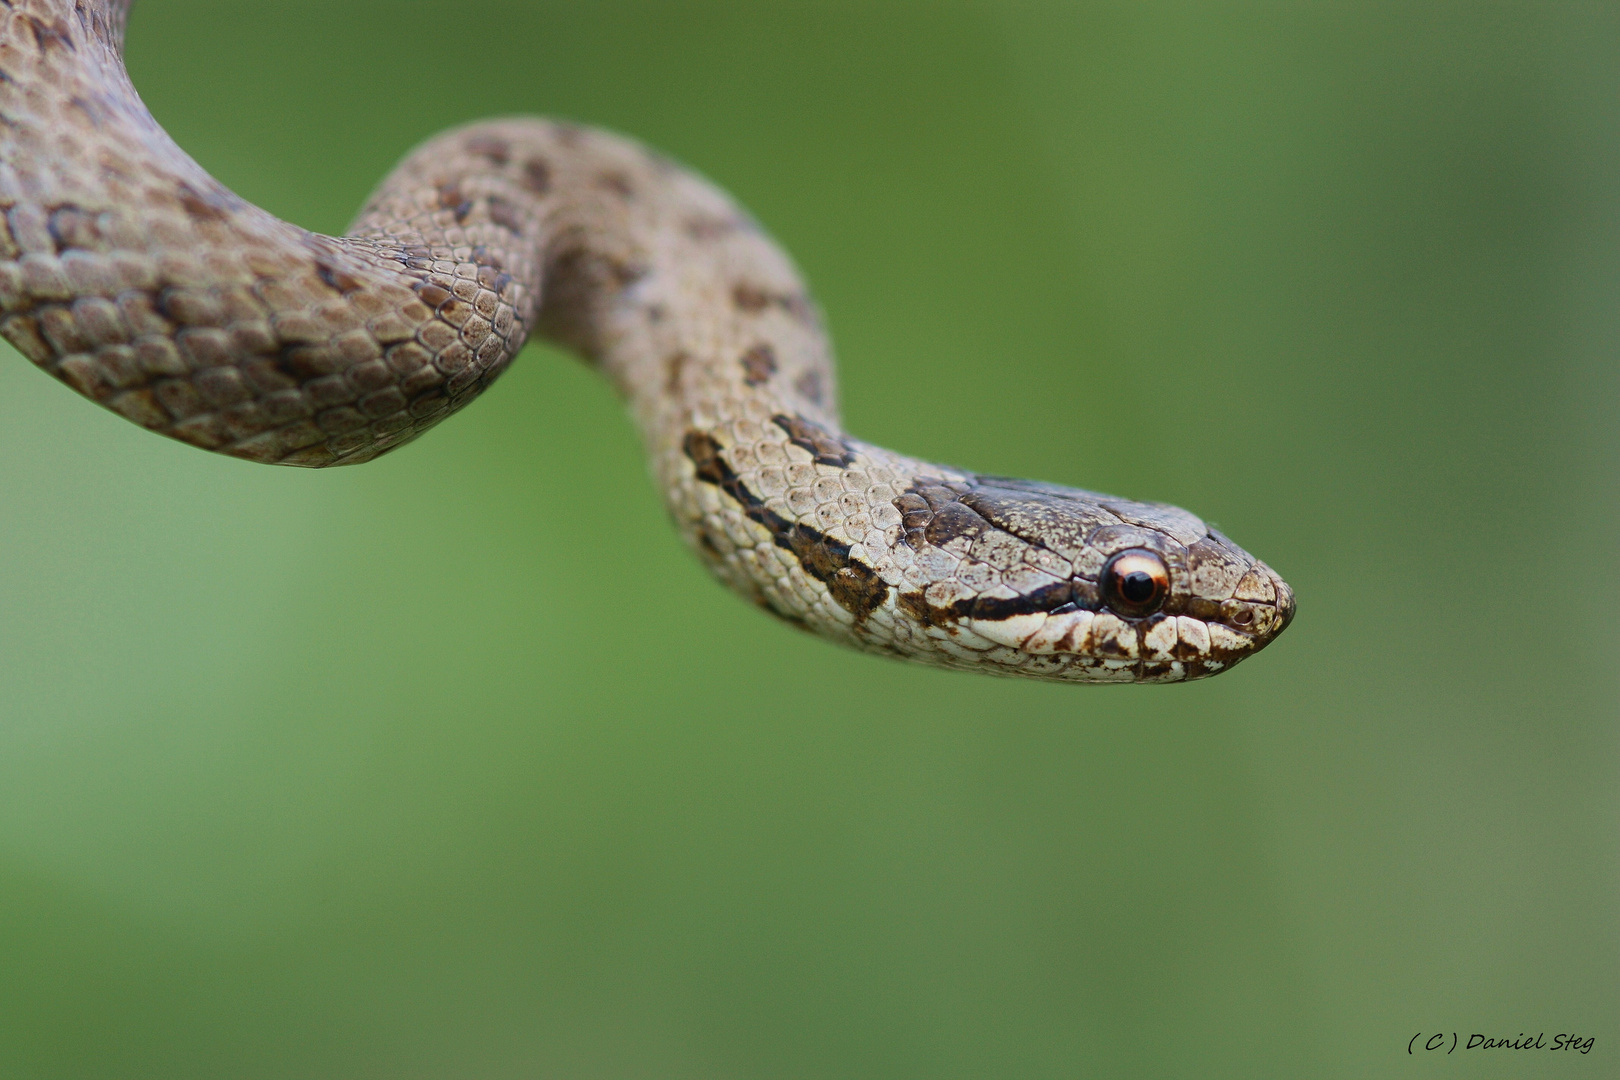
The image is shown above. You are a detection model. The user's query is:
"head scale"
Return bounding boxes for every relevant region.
[896,476,1294,682]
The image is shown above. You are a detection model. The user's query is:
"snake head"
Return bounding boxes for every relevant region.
[893,477,1295,682]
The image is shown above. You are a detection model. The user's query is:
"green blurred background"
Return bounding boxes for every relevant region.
[0,1,1614,1077]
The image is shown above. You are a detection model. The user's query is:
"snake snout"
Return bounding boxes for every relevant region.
[1271,571,1297,636]
[1203,560,1295,663]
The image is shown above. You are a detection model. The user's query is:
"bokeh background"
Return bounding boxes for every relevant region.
[0,2,1614,1077]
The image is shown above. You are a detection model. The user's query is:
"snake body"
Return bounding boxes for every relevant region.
[0,0,1293,682]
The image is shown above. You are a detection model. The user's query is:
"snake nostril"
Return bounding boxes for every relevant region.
[1231,607,1254,628]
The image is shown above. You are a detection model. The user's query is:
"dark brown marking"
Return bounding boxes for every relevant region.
[315,259,363,295]
[823,552,888,618]
[474,264,510,292]
[897,590,939,627]
[893,483,979,550]
[176,182,235,223]
[468,245,504,271]
[683,430,888,621]
[435,182,473,224]
[739,343,776,386]
[665,351,690,394]
[685,216,739,241]
[22,13,74,52]
[601,257,647,288]
[416,282,452,308]
[793,369,825,406]
[396,244,435,271]
[923,500,990,547]
[780,293,818,326]
[773,413,858,468]
[683,430,746,497]
[894,492,931,540]
[732,283,771,312]
[1069,579,1102,609]
[971,580,1076,620]
[908,480,974,508]
[46,205,96,250]
[1,313,52,365]
[522,157,552,194]
[729,282,817,326]
[897,578,1077,628]
[68,95,104,127]
[596,171,634,199]
[464,135,511,166]
[487,196,525,233]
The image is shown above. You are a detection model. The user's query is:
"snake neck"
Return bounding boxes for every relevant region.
[341,120,845,461]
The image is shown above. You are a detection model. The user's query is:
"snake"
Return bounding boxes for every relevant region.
[0,0,1294,683]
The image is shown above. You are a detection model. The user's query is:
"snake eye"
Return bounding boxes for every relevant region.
[1101,549,1170,617]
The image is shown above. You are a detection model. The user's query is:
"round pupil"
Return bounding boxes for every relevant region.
[1101,549,1170,616]
[1119,570,1157,603]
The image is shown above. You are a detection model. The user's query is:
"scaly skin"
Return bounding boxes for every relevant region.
[0,0,1294,682]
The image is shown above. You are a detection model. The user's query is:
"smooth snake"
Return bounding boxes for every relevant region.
[0,0,1295,683]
